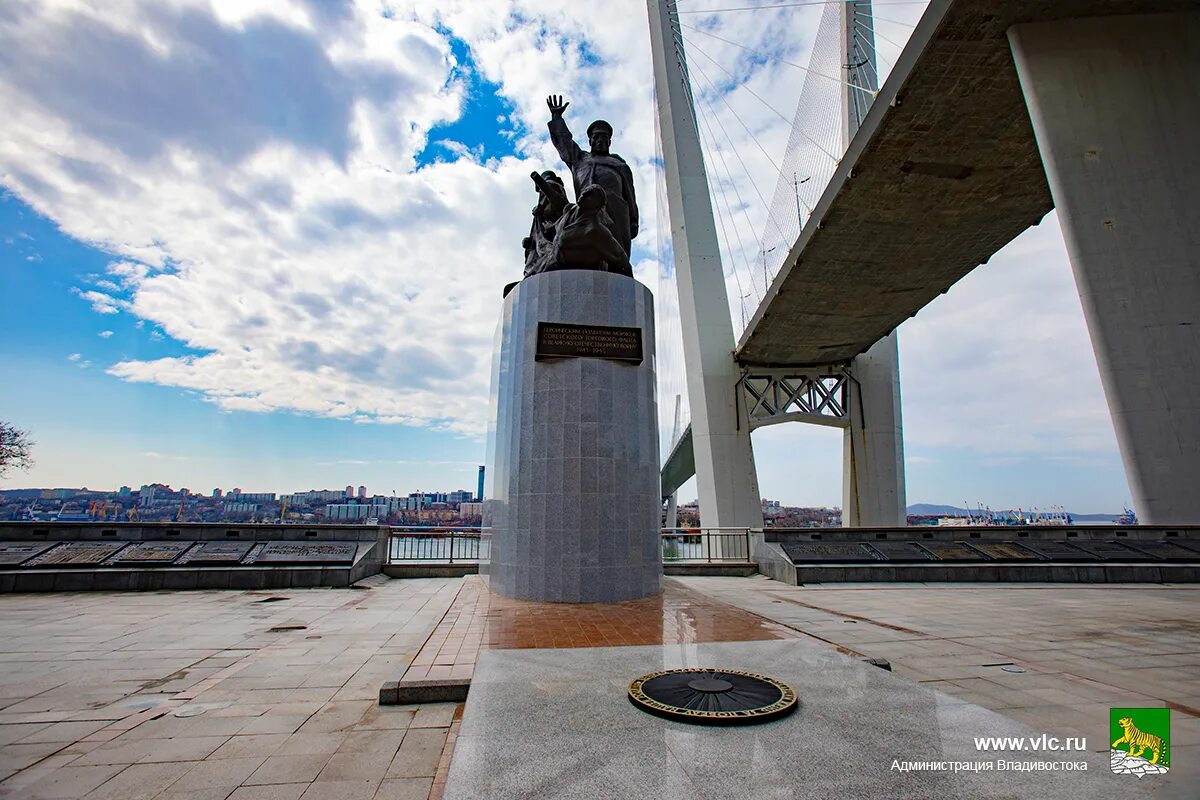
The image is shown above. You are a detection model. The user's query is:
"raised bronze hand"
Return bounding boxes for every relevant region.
[546,94,569,117]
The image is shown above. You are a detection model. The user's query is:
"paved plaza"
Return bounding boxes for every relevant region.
[0,576,1197,798]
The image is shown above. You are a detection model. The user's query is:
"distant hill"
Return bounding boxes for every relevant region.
[907,503,1119,522]
[907,503,967,516]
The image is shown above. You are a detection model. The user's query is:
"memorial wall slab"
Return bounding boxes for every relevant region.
[918,542,985,561]
[1015,541,1097,561]
[0,542,58,566]
[1067,540,1155,561]
[28,541,128,567]
[867,542,933,562]
[782,542,881,563]
[109,541,194,565]
[250,542,357,564]
[967,542,1039,561]
[177,541,255,564]
[1125,540,1200,561]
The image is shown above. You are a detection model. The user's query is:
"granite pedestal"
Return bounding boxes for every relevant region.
[483,270,662,602]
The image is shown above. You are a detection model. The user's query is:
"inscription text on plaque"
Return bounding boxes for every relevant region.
[535,322,642,364]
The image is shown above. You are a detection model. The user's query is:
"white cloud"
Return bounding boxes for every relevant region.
[66,352,81,362]
[70,287,127,314]
[98,330,114,338]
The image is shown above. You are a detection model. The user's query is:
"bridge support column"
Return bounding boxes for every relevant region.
[649,0,764,530]
[1009,13,1200,524]
[843,332,906,527]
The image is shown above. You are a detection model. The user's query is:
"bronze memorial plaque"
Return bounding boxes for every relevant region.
[0,542,58,566]
[178,541,255,564]
[30,541,128,567]
[111,541,194,565]
[535,322,642,364]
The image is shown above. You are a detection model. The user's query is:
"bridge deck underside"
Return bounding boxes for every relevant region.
[735,0,1196,368]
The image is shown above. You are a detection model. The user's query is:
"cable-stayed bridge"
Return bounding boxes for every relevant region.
[652,0,1200,527]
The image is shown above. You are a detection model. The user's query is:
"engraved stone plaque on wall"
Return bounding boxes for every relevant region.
[918,542,986,561]
[535,322,643,363]
[0,542,58,566]
[781,542,881,563]
[251,542,357,564]
[1017,541,1097,561]
[868,541,934,562]
[967,542,1039,561]
[1067,541,1155,561]
[29,541,128,567]
[110,541,194,565]
[178,541,255,564]
[1125,540,1200,561]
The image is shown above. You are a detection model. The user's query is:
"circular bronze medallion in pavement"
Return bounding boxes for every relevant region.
[627,668,797,725]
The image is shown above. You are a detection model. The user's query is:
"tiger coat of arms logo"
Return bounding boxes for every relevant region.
[1110,708,1170,776]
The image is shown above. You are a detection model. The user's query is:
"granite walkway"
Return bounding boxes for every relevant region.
[0,577,460,799]
[677,577,1200,781]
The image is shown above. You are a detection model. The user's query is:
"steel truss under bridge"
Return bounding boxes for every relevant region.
[740,371,849,430]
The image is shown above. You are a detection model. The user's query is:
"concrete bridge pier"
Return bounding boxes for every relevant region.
[843,331,906,527]
[1009,12,1200,524]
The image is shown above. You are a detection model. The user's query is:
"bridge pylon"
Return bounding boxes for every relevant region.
[841,0,907,526]
[649,0,764,530]
[1010,12,1200,524]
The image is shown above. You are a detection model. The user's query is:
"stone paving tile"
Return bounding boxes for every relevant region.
[246,754,333,785]
[208,733,291,760]
[296,777,381,799]
[386,728,446,779]
[83,761,194,800]
[166,756,266,791]
[0,722,50,746]
[273,731,348,756]
[356,707,416,731]
[135,736,229,764]
[376,776,434,800]
[228,783,308,800]
[14,764,125,799]
[410,704,456,729]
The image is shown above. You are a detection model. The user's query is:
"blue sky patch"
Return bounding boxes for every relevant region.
[415,36,524,168]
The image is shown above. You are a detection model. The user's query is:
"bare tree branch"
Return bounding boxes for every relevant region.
[0,421,35,479]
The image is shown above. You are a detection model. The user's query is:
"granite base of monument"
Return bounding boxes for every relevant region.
[483,270,662,603]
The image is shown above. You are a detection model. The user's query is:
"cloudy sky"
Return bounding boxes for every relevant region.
[0,0,1130,511]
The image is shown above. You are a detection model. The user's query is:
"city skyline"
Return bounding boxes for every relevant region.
[0,0,1131,512]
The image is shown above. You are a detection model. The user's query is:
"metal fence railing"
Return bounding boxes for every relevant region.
[661,528,752,563]
[386,527,753,565]
[387,527,481,563]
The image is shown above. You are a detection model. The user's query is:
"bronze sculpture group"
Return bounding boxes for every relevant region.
[522,95,639,278]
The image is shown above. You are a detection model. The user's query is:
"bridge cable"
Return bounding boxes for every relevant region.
[679,23,876,98]
[683,35,843,164]
[679,0,928,15]
[686,56,801,249]
[672,28,763,318]
[688,63,781,302]
[852,15,908,52]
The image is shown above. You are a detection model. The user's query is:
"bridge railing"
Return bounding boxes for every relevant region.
[386,527,755,565]
[661,528,752,563]
[387,527,481,564]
